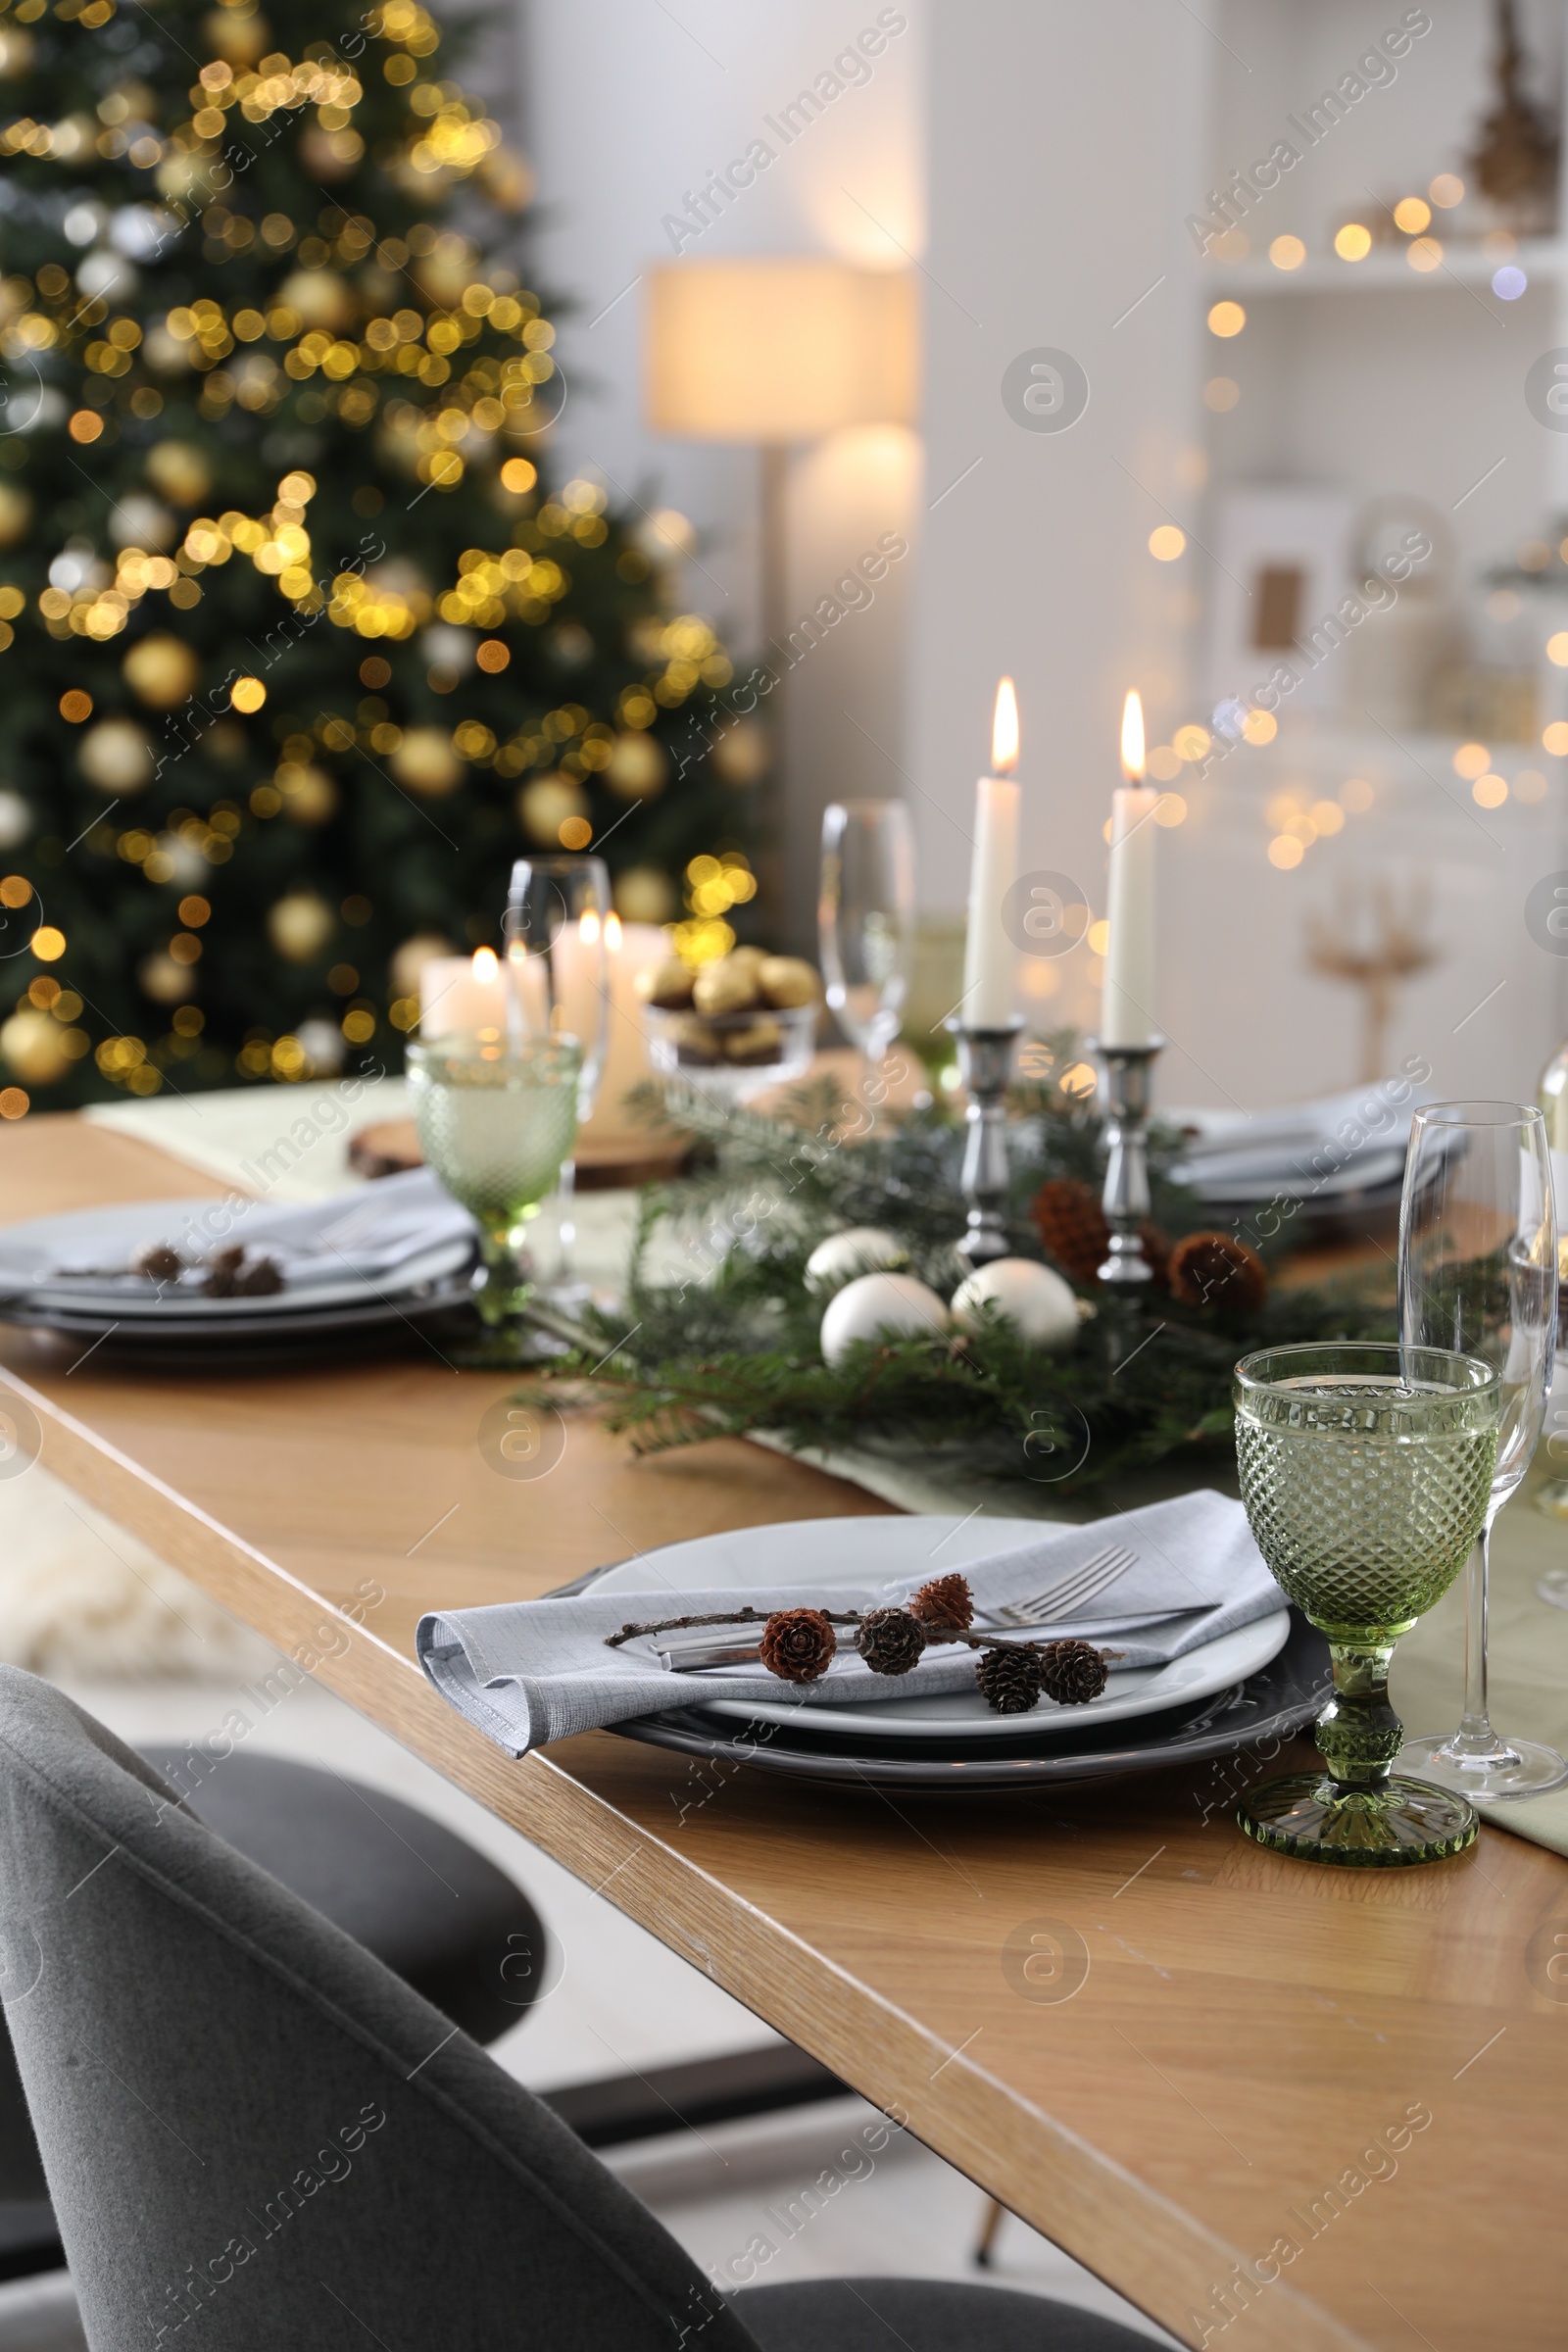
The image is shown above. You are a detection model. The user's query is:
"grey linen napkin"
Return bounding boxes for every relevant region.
[31,1168,472,1296]
[416,1490,1286,1757]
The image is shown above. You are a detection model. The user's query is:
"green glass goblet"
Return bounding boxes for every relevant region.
[406,1036,581,1363]
[1233,1342,1499,1868]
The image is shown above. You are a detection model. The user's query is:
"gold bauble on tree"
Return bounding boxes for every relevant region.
[123,632,199,710]
[0,482,31,547]
[267,891,335,963]
[278,270,354,331]
[392,727,463,797]
[202,5,270,64]
[144,439,213,508]
[390,933,454,998]
[710,716,769,787]
[78,717,154,793]
[137,952,188,1005]
[0,1009,70,1087]
[605,732,668,802]
[276,762,338,825]
[613,867,678,924]
[518,773,588,845]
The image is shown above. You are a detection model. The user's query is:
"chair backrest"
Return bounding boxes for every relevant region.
[0,1667,757,2352]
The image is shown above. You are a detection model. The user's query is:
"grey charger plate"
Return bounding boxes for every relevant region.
[549,1557,1329,1792]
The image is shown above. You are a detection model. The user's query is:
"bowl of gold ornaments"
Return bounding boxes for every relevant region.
[639,949,822,1102]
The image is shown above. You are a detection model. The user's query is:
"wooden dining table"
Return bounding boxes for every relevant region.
[4,1110,1567,2352]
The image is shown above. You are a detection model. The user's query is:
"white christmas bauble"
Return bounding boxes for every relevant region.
[805,1227,907,1296]
[820,1272,948,1368]
[296,1019,346,1076]
[76,249,136,303]
[0,792,29,849]
[951,1257,1079,1351]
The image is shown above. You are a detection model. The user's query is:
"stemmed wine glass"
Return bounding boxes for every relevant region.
[505,857,611,1305]
[1233,1341,1498,1866]
[1396,1101,1567,1799]
[818,801,915,1065]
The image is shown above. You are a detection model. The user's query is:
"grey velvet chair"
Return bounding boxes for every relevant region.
[0,1668,1153,2351]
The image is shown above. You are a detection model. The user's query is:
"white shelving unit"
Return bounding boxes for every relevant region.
[1151,0,1568,1108]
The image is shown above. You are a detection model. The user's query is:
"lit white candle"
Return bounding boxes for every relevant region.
[1101,691,1158,1050]
[580,914,667,1136]
[960,678,1020,1029]
[419,946,509,1044]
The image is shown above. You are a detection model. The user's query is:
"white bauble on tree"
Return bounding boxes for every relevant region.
[805,1228,907,1296]
[820,1272,948,1368]
[951,1258,1080,1351]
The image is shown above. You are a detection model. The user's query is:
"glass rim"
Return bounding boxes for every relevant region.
[1409,1099,1544,1133]
[406,1033,580,1066]
[1233,1339,1499,1402]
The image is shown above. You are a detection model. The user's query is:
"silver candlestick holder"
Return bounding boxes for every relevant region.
[1090,1036,1165,1286]
[947,1017,1023,1268]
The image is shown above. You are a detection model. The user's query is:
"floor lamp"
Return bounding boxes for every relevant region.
[645,259,916,923]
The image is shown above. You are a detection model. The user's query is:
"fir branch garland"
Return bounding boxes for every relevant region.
[518,1063,1396,1494]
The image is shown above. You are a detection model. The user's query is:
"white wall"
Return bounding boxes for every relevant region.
[518,0,925,948]
[905,1,1211,1052]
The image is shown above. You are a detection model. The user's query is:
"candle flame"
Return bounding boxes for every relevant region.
[992,676,1019,776]
[471,946,499,980]
[605,911,622,950]
[578,909,601,945]
[1119,690,1145,783]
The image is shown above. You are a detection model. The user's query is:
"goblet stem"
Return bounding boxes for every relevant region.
[474,1224,534,1328]
[1315,1638,1402,1790]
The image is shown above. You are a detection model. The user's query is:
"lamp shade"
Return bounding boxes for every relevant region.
[646,259,916,443]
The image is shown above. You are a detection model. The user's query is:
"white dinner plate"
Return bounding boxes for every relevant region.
[589,1515,1291,1745]
[0,1201,472,1318]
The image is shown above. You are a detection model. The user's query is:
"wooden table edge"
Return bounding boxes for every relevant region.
[3,1365,1376,2352]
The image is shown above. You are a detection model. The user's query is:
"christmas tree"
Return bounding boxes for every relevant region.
[0,0,760,1110]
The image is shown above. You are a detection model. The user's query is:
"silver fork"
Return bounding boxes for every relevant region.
[984,1543,1139,1628]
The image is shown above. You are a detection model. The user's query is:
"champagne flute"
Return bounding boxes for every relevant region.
[1234,1341,1498,1866]
[1396,1101,1566,1798]
[818,801,915,1066]
[506,857,610,1305]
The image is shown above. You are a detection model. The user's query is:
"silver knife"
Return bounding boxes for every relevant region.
[653,1603,1217,1673]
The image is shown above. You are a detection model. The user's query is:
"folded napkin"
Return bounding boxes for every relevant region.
[1168,1082,1428,1203]
[26,1168,473,1297]
[416,1490,1285,1757]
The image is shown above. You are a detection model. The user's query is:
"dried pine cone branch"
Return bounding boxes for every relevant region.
[908,1573,974,1633]
[1166,1232,1266,1314]
[855,1607,927,1677]
[1036,1639,1110,1705]
[1031,1178,1108,1286]
[974,1643,1045,1714]
[760,1607,837,1682]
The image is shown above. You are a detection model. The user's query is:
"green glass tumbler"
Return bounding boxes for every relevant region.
[1233,1342,1499,1867]
[406,1036,581,1360]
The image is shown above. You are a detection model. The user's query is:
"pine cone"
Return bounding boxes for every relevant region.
[974,1643,1044,1715]
[233,1254,284,1297]
[1031,1178,1108,1286]
[1166,1231,1266,1315]
[908,1573,974,1633]
[855,1607,926,1677]
[130,1242,183,1282]
[1037,1639,1109,1706]
[1032,1178,1168,1288]
[760,1608,836,1683]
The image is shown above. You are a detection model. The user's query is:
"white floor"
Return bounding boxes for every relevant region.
[58,1667,1177,2345]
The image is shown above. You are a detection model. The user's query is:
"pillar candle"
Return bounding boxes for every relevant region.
[418,947,509,1043]
[960,677,1020,1029]
[1101,690,1157,1050]
[581,917,667,1136]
